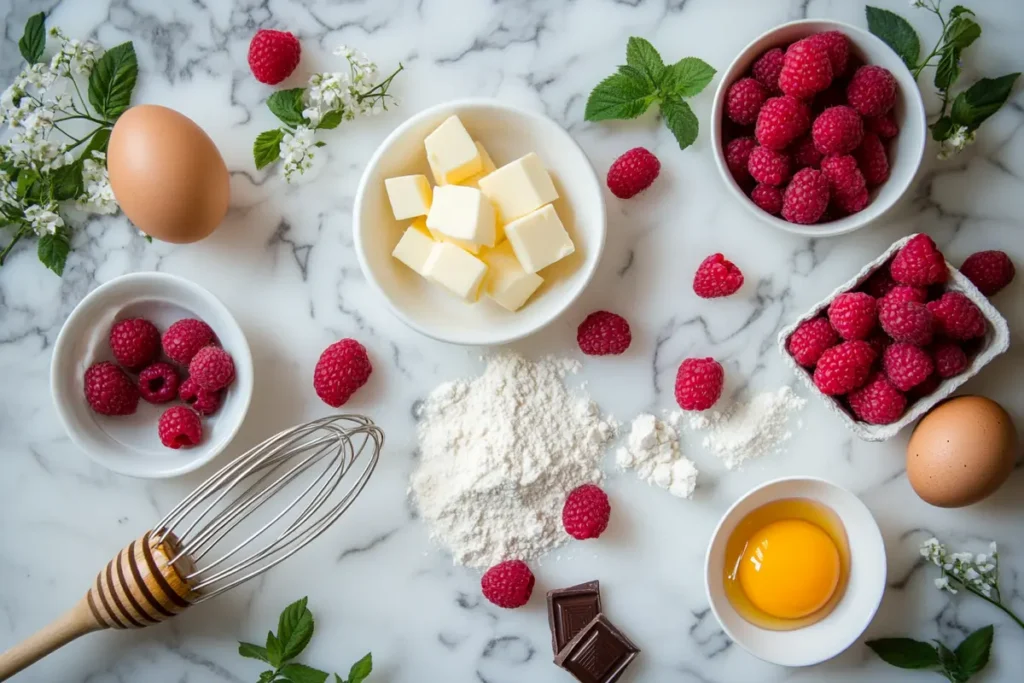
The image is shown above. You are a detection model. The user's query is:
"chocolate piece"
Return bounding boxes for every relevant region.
[547,581,602,654]
[554,613,639,683]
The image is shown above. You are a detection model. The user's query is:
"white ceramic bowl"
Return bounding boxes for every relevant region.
[51,272,253,478]
[710,19,927,237]
[705,477,887,667]
[353,99,606,346]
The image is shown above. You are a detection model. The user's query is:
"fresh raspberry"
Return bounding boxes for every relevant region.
[847,372,906,424]
[726,78,769,125]
[188,346,236,391]
[865,329,893,358]
[909,373,941,399]
[747,146,791,186]
[692,253,744,298]
[606,147,660,199]
[725,137,757,182]
[158,406,203,449]
[562,484,611,540]
[847,65,897,117]
[878,299,934,346]
[752,47,785,92]
[314,338,372,407]
[863,268,897,299]
[865,112,899,139]
[178,377,223,416]
[932,341,969,379]
[247,29,301,85]
[675,357,724,411]
[927,292,986,340]
[779,38,833,100]
[806,31,850,77]
[138,362,181,404]
[751,183,783,215]
[882,343,934,392]
[791,135,824,169]
[812,340,876,395]
[881,285,928,306]
[960,250,1015,296]
[821,154,866,198]
[854,132,890,186]
[481,560,534,609]
[832,187,869,215]
[577,311,631,356]
[108,318,160,370]
[755,96,810,150]
[812,106,864,155]
[828,292,877,340]
[890,234,948,286]
[782,168,830,224]
[787,317,838,367]
[162,318,216,365]
[83,362,139,416]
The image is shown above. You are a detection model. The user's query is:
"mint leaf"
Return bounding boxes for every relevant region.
[935,641,964,683]
[317,110,343,130]
[88,42,138,120]
[626,36,665,88]
[584,72,655,121]
[934,48,960,92]
[254,129,284,170]
[955,625,993,679]
[931,115,954,141]
[661,57,716,98]
[950,73,1021,131]
[19,12,46,64]
[944,17,981,51]
[949,6,975,19]
[660,97,698,150]
[268,88,307,127]
[238,642,272,663]
[279,663,329,683]
[37,225,70,276]
[865,6,920,71]
[277,597,314,662]
[866,637,940,669]
[347,653,372,683]
[266,631,283,667]
[51,161,84,201]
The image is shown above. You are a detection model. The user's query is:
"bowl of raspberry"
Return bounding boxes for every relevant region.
[50,272,254,478]
[712,19,926,236]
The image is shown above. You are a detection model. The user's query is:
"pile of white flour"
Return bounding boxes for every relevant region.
[616,414,698,499]
[409,354,615,568]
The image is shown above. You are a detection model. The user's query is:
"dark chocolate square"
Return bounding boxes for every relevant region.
[555,613,639,683]
[547,581,602,654]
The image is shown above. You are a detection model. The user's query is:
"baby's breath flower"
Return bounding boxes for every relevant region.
[280,125,316,181]
[24,203,64,236]
[77,151,118,214]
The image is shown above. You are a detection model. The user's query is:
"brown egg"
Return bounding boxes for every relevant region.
[906,396,1018,507]
[108,105,229,244]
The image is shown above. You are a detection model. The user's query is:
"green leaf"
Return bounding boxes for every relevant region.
[944,17,981,51]
[258,672,277,683]
[950,73,1021,130]
[660,96,698,150]
[333,675,343,683]
[936,641,965,683]
[277,597,314,662]
[238,642,272,663]
[254,129,284,170]
[18,12,46,64]
[16,170,39,199]
[51,162,84,201]
[865,6,921,71]
[266,631,283,668]
[584,72,655,121]
[88,42,138,120]
[866,637,941,669]
[267,88,307,127]
[934,48,961,92]
[660,57,716,98]
[625,36,665,88]
[949,6,975,19]
[931,116,954,141]
[279,663,329,683]
[347,653,372,683]
[955,625,994,679]
[143,234,153,243]
[84,128,112,156]
[316,110,343,130]
[37,226,70,276]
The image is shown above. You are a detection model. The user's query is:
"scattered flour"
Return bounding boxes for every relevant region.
[616,414,698,499]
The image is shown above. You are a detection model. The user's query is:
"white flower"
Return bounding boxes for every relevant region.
[77,151,118,214]
[24,203,64,236]
[938,125,976,160]
[935,576,957,593]
[279,125,316,181]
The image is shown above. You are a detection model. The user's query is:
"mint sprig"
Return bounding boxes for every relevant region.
[867,625,994,683]
[585,36,715,150]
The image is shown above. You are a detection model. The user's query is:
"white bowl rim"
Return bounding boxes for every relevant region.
[352,97,607,346]
[710,18,927,237]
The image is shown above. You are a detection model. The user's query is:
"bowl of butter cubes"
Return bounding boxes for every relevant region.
[354,98,606,345]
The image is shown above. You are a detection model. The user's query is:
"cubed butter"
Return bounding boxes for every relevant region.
[478,152,558,222]
[424,242,488,301]
[424,115,482,184]
[459,141,498,188]
[414,216,481,255]
[391,225,435,276]
[384,175,432,220]
[481,241,543,311]
[426,185,496,248]
[504,204,574,273]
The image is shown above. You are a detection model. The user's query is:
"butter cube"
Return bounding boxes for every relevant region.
[426,185,496,248]
[391,225,435,276]
[424,242,488,301]
[413,216,481,255]
[481,241,543,311]
[424,115,482,184]
[384,175,432,220]
[478,152,558,222]
[504,204,574,273]
[459,141,498,188]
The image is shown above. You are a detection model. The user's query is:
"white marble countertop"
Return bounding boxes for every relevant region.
[1,0,1022,681]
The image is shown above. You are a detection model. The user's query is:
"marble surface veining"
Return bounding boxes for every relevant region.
[1,0,1022,681]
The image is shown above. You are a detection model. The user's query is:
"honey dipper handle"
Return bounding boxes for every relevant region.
[0,596,104,681]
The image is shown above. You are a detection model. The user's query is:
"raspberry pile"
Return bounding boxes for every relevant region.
[721,31,900,225]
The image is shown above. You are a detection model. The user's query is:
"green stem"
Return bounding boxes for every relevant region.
[953,576,1024,630]
[912,3,951,79]
[69,74,92,118]
[0,227,27,265]
[62,126,106,154]
[54,114,110,126]
[357,63,404,103]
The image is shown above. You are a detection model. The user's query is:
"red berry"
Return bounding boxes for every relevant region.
[727,78,769,125]
[865,112,899,139]
[314,338,372,407]
[812,106,864,155]
[725,137,757,182]
[693,253,744,298]
[863,268,897,299]
[932,341,969,379]
[854,132,890,186]
[812,340,876,395]
[188,346,236,391]
[881,285,928,306]
[791,135,824,169]
[960,250,1015,296]
[178,377,223,416]
[806,31,850,77]
[481,560,535,609]
[675,358,724,411]
[878,299,934,346]
[821,154,867,199]
[109,318,160,370]
[248,29,301,85]
[606,147,660,199]
[577,311,631,356]
[782,168,830,224]
[779,38,833,100]
[562,484,611,540]
[848,372,906,424]
[162,318,217,365]
[927,292,986,340]
[847,65,897,117]
[751,183,783,215]
[138,362,181,404]
[83,362,139,416]
[828,292,877,340]
[752,47,785,92]
[865,329,893,358]
[747,146,791,186]
[787,317,839,367]
[832,187,870,215]
[158,406,203,449]
[755,96,810,151]
[890,234,948,286]
[909,373,941,400]
[882,343,934,392]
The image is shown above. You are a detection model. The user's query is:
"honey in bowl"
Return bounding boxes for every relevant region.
[724,498,850,630]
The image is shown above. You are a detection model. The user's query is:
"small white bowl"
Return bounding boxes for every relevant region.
[710,19,927,237]
[353,98,606,346]
[51,272,253,479]
[705,477,886,667]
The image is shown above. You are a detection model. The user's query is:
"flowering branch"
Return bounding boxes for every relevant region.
[921,537,1024,630]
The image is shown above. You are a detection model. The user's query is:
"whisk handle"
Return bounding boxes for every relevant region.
[0,596,104,681]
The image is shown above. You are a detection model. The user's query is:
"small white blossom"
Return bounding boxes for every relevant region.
[939,125,976,159]
[24,203,64,236]
[280,125,316,181]
[935,576,957,593]
[77,151,118,214]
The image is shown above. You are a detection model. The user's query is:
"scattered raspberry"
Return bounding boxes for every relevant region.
[932,341,968,379]
[806,31,850,76]
[882,343,934,392]
[828,292,877,340]
[747,146,791,186]
[778,38,833,100]
[606,147,661,199]
[158,406,203,449]
[562,484,612,540]
[782,168,830,224]
[481,560,534,609]
[865,112,899,139]
[791,135,824,169]
[188,346,236,391]
[847,372,906,424]
[248,29,301,85]
[675,357,724,411]
[832,187,869,215]
[787,317,839,367]
[812,340,876,395]
[847,65,897,117]
[751,183,783,215]
[755,96,810,151]
[108,318,160,370]
[752,47,785,92]
[83,362,139,416]
[879,299,934,346]
[881,285,928,306]
[812,106,864,155]
[863,268,897,299]
[960,250,1015,296]
[138,362,181,404]
[178,377,224,416]
[725,137,758,182]
[314,338,372,407]
[692,253,744,298]
[854,132,889,186]
[577,311,632,356]
[162,318,216,365]
[821,154,867,198]
[927,291,986,340]
[890,234,948,286]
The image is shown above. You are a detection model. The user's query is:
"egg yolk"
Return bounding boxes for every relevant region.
[737,519,840,620]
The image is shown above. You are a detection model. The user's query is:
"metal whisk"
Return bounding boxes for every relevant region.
[0,415,384,680]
